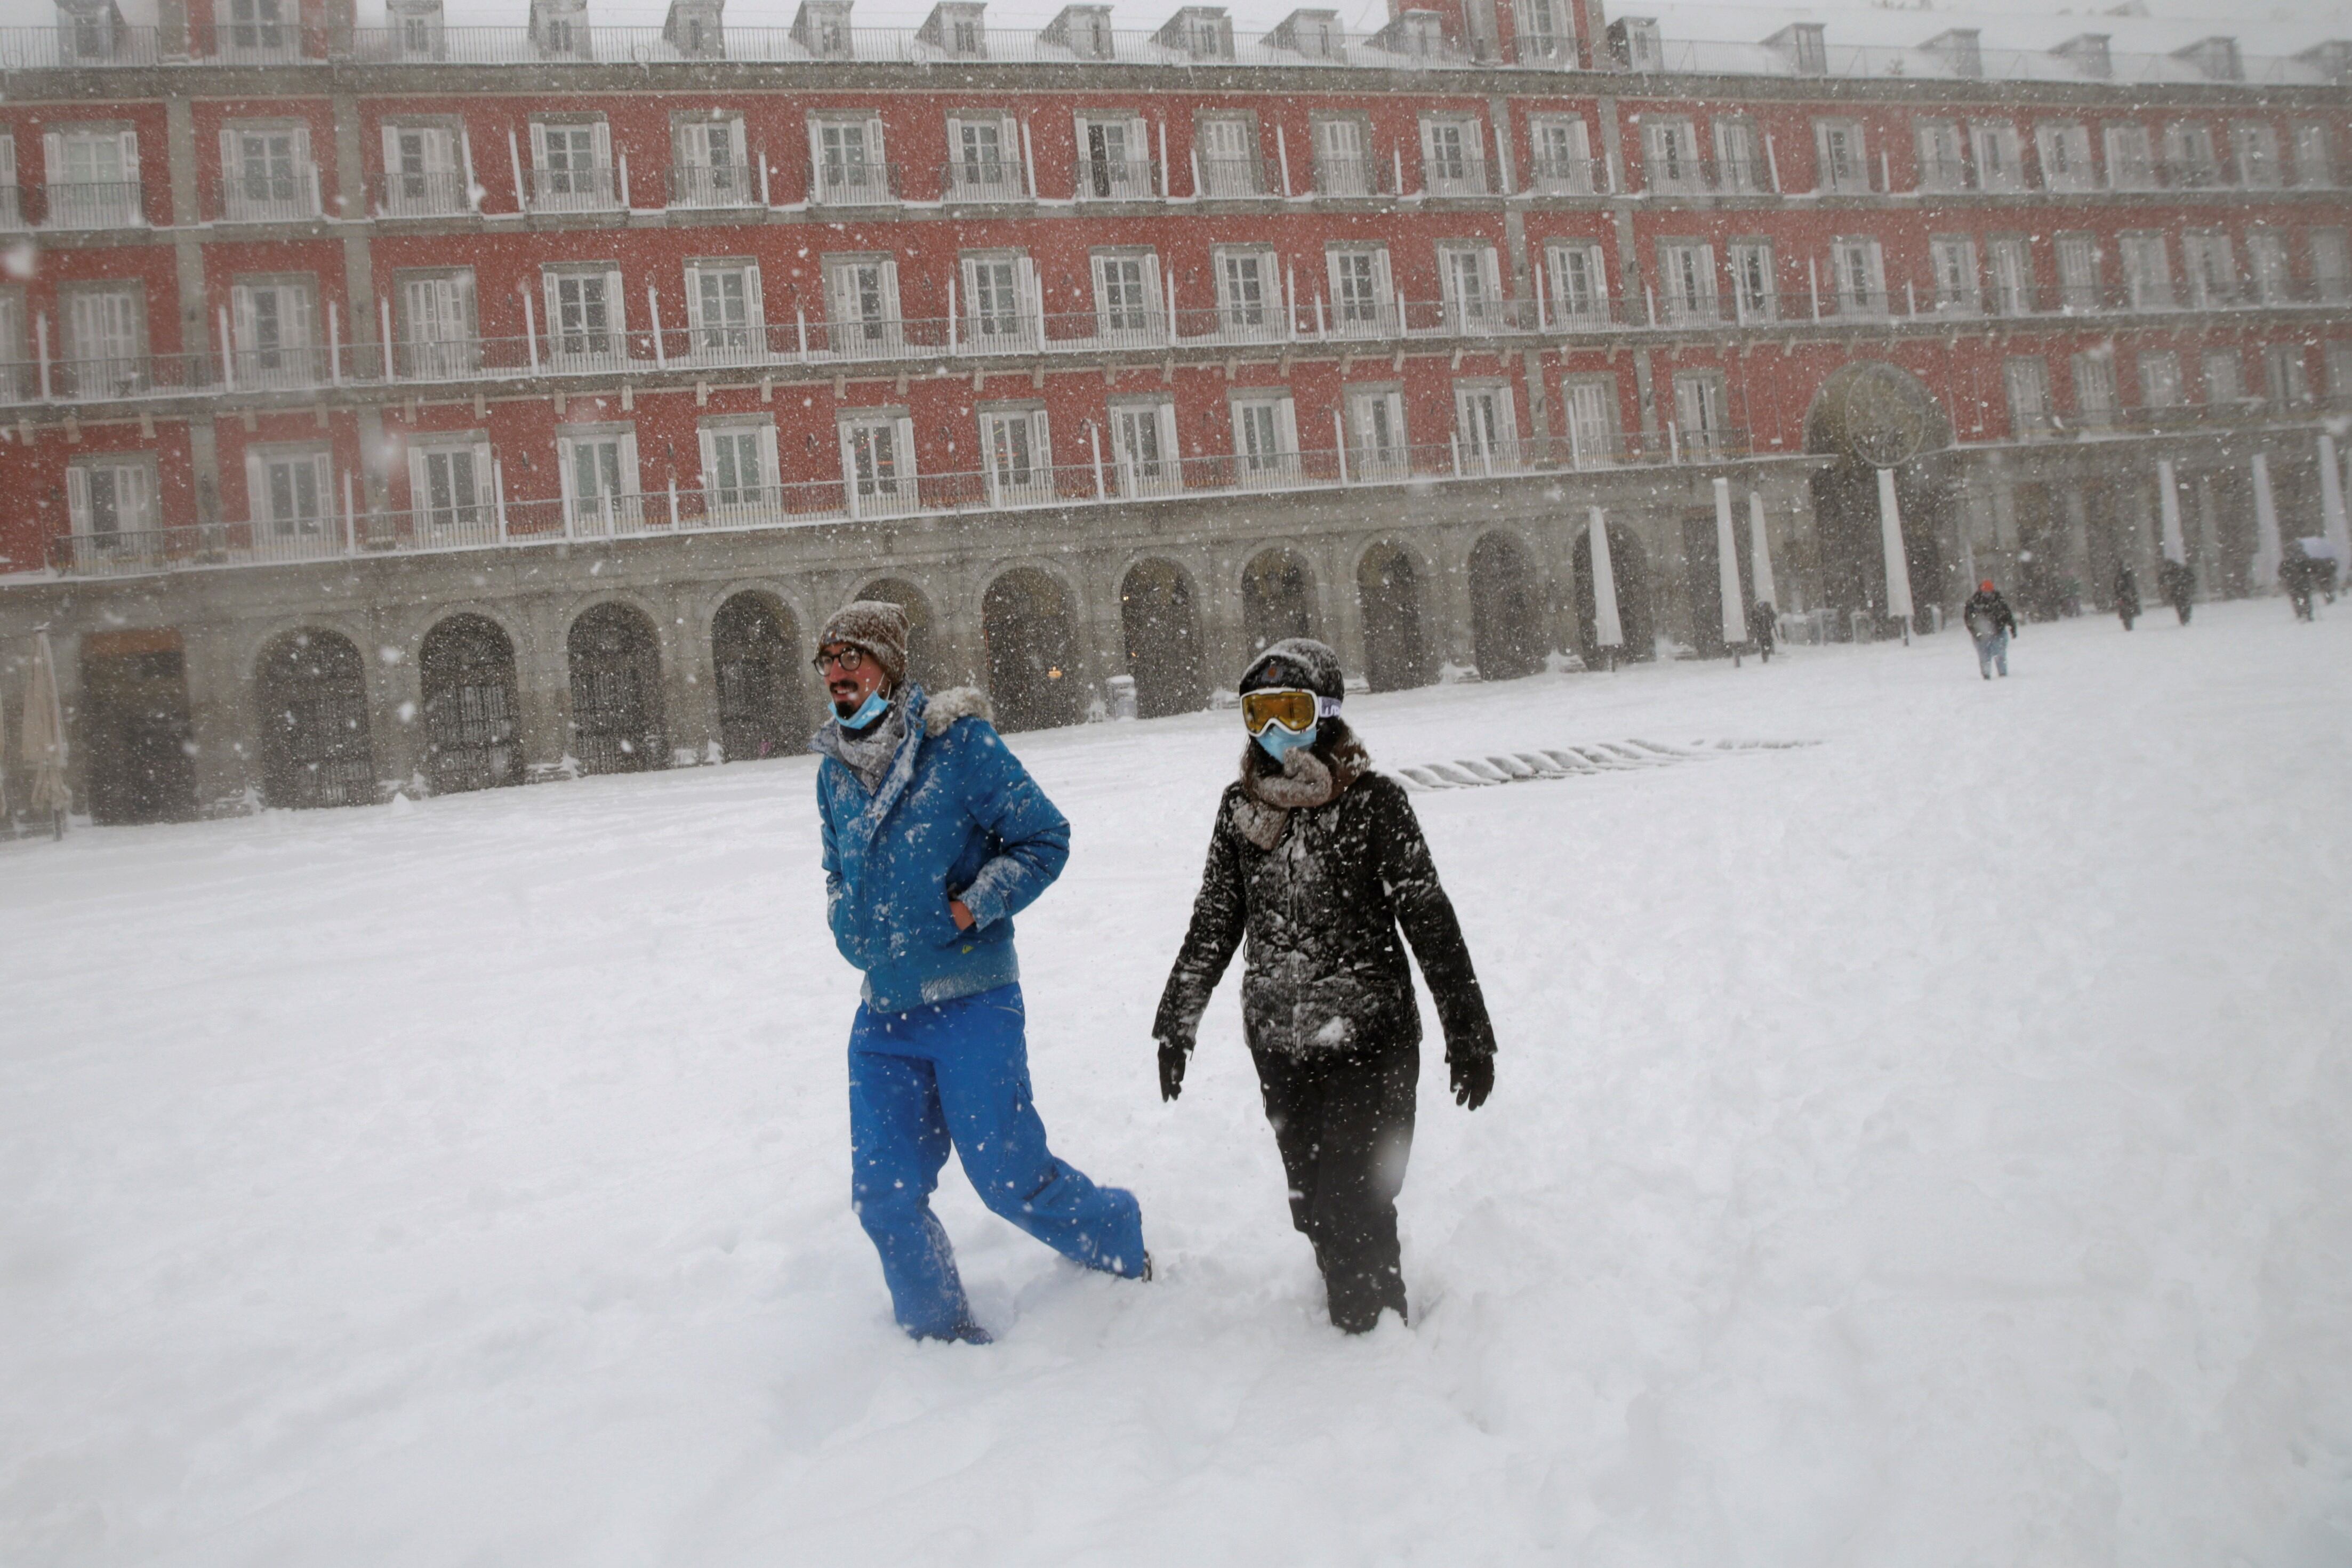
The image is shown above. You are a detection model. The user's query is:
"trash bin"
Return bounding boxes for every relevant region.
[1105,674,1138,721]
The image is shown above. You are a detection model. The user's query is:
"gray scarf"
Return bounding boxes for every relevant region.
[818,696,907,793]
[1231,725,1370,850]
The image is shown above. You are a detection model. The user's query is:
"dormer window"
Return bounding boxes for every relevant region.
[919,1,986,58]
[1607,17,1660,71]
[1269,7,1342,60]
[792,0,854,59]
[1768,22,1826,76]
[1155,5,1232,60]
[531,0,593,60]
[387,0,443,60]
[1042,4,1112,60]
[56,0,123,63]
[1375,9,1446,60]
[2173,36,2242,82]
[219,0,294,60]
[663,0,725,59]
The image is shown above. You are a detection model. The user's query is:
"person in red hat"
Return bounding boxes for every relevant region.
[1962,580,2019,679]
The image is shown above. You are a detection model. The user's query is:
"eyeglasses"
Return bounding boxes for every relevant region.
[1240,688,1338,736]
[811,645,866,674]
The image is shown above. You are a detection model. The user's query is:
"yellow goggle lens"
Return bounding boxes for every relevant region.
[1241,689,1320,735]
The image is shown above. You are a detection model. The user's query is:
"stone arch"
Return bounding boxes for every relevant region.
[1355,540,1434,693]
[255,628,377,809]
[566,601,667,774]
[419,613,524,794]
[1803,360,1957,631]
[1241,547,1316,654]
[1466,530,1546,680]
[982,566,1083,732]
[850,577,937,689]
[1571,518,1657,664]
[1119,557,1206,718]
[711,591,807,761]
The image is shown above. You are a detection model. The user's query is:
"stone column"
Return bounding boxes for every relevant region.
[660,582,716,764]
[1324,537,1368,678]
[366,600,423,793]
[180,618,256,812]
[1428,527,1479,672]
[515,596,574,775]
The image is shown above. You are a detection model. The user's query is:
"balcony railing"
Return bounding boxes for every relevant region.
[372,170,475,218]
[1194,155,1278,199]
[211,167,323,223]
[1311,157,1399,198]
[524,165,621,213]
[807,161,902,206]
[34,181,146,229]
[0,18,2333,87]
[1419,156,1500,197]
[1074,158,1161,201]
[1527,155,1612,195]
[667,163,762,209]
[939,159,1030,203]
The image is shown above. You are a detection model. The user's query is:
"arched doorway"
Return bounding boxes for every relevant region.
[1467,532,1545,680]
[1356,542,1432,693]
[712,592,806,761]
[1241,548,1315,654]
[420,614,523,793]
[256,629,376,809]
[1119,558,1206,718]
[79,632,197,825]
[1571,519,1656,664]
[852,577,936,689]
[1804,361,1956,632]
[567,602,665,774]
[982,567,1083,731]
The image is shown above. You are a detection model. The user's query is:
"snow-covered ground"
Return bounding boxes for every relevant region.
[4,599,2348,1567]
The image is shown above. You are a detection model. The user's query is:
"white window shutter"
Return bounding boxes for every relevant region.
[42,131,62,181]
[406,444,429,506]
[696,426,717,484]
[542,270,561,338]
[455,271,477,336]
[122,463,151,529]
[756,422,779,488]
[728,118,748,171]
[605,268,625,333]
[243,449,265,522]
[292,124,310,167]
[865,117,886,162]
[1481,247,1502,296]
[530,122,550,170]
[219,128,236,189]
[805,117,825,180]
[380,123,403,175]
[744,263,764,326]
[471,441,492,501]
[618,430,640,493]
[230,284,254,352]
[290,283,312,349]
[1275,396,1298,452]
[590,120,611,167]
[66,466,89,530]
[1030,407,1051,468]
[1158,400,1179,462]
[1016,255,1039,321]
[895,415,917,478]
[683,267,704,333]
[556,436,579,510]
[880,260,901,319]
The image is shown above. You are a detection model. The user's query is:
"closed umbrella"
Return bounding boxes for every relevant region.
[2319,433,2350,571]
[2251,452,2283,591]
[1713,478,1746,658]
[1877,467,1915,631]
[21,629,68,839]
[2157,459,2188,566]
[1747,489,1778,610]
[1587,505,1625,664]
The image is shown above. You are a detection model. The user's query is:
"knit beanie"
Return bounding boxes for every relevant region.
[1239,637,1345,701]
[817,600,910,688]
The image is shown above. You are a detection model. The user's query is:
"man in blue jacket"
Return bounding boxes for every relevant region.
[812,600,1147,1344]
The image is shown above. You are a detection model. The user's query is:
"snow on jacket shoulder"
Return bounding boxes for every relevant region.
[1154,767,1496,1063]
[816,685,1070,1015]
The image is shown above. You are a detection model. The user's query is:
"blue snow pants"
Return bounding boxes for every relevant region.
[848,983,1146,1339]
[1973,630,2010,678]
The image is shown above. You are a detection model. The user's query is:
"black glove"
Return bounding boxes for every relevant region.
[1449,1048,1494,1111]
[1158,1035,1192,1103]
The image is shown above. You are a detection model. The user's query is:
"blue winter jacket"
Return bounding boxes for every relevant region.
[815,685,1070,1015]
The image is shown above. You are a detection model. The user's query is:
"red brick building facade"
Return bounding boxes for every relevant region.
[0,0,2346,819]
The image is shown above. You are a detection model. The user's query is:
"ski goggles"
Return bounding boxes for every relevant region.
[1240,688,1343,736]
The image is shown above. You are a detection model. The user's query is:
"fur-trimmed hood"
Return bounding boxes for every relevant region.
[922,685,992,737]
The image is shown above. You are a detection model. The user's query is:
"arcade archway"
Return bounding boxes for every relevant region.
[1241,548,1315,653]
[1804,361,1956,631]
[79,632,197,825]
[1467,531,1545,680]
[420,614,523,793]
[1119,558,1206,718]
[1571,519,1656,663]
[567,603,665,774]
[982,568,1083,731]
[256,629,376,809]
[1357,542,1433,692]
[711,592,806,761]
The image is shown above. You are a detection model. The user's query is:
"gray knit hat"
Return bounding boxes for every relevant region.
[1239,638,1344,701]
[817,599,910,687]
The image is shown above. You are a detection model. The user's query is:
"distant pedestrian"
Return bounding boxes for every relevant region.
[1747,599,1778,663]
[1963,580,2019,680]
[2159,559,2196,625]
[2282,546,2319,622]
[811,600,1147,1344]
[1155,638,1496,1335]
[2113,565,2141,631]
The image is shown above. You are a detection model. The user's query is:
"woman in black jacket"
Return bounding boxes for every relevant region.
[1154,638,1496,1333]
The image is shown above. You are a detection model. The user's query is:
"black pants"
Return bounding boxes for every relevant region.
[1251,1041,1417,1332]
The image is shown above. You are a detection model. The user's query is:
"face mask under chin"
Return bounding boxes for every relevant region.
[837,689,892,730]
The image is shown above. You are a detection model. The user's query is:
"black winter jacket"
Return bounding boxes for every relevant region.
[1962,590,2018,639]
[1154,751,1496,1066]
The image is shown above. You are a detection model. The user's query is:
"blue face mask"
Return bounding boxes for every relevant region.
[1255,720,1318,761]
[837,688,892,731]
